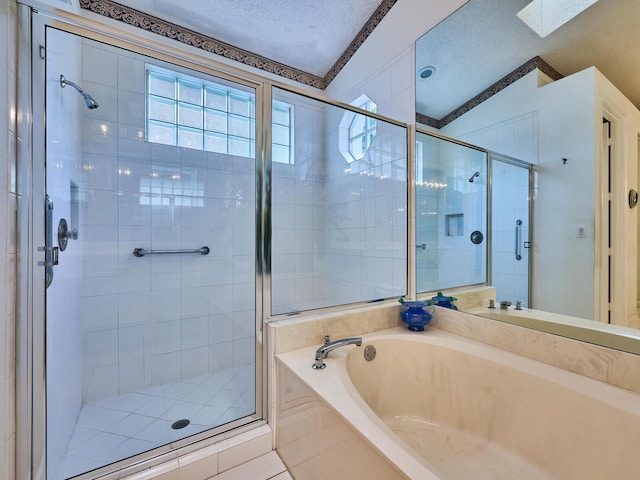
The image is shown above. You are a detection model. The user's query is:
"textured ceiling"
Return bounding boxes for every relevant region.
[416,0,640,121]
[117,0,383,78]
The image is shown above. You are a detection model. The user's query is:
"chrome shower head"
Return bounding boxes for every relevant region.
[468,172,480,183]
[60,75,99,109]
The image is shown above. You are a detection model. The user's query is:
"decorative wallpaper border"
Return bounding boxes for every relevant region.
[416,56,563,129]
[79,0,397,90]
[324,0,398,87]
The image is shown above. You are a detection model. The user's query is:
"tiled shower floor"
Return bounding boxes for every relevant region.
[57,365,255,480]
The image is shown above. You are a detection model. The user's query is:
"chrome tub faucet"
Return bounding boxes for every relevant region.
[312,335,362,369]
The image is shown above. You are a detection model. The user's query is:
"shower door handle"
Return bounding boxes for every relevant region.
[38,194,57,288]
[515,219,523,261]
[58,218,78,251]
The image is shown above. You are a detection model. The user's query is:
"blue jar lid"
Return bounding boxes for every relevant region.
[402,301,429,308]
[432,291,457,302]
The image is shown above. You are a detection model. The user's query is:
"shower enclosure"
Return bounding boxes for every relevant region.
[415,131,488,293]
[270,87,408,314]
[415,130,532,304]
[21,10,409,479]
[35,26,260,480]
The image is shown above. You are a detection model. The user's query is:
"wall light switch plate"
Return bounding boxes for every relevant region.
[577,225,586,238]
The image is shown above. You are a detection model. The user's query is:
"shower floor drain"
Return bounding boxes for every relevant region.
[171,419,190,430]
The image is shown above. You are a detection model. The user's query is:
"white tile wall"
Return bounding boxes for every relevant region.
[67,37,258,403]
[271,90,408,313]
[323,113,408,304]
[45,28,86,479]
[271,91,326,313]
[456,112,538,166]
[326,46,415,125]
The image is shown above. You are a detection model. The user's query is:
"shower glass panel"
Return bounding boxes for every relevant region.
[416,131,487,293]
[44,29,257,480]
[270,87,408,315]
[491,156,531,306]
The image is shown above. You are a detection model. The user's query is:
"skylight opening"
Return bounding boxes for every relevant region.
[517,0,598,38]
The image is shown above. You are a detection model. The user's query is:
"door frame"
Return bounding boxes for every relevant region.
[18,7,267,479]
[488,153,534,307]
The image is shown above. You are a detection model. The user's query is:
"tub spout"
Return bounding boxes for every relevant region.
[312,336,362,369]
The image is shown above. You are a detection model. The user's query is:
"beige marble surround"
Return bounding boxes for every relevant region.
[270,286,494,353]
[269,285,640,395]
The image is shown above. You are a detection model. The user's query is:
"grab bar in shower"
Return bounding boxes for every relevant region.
[515,220,522,261]
[133,246,210,257]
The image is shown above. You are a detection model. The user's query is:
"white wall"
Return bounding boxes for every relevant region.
[326,0,467,118]
[438,69,595,318]
[438,67,640,322]
[536,70,596,320]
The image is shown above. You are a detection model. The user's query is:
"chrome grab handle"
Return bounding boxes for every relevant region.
[416,243,426,250]
[515,219,522,261]
[40,194,55,288]
[133,246,210,257]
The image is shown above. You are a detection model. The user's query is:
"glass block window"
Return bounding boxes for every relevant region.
[139,167,205,207]
[146,66,294,162]
[272,100,294,164]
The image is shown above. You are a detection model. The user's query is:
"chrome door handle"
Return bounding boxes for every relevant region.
[515,219,522,261]
[41,194,55,288]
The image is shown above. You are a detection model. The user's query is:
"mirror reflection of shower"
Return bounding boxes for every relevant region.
[468,171,480,183]
[59,74,99,109]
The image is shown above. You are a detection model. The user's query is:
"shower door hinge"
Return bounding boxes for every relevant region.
[37,246,59,267]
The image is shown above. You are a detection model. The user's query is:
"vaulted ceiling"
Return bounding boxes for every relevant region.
[79,0,398,89]
[78,0,640,124]
[415,0,640,125]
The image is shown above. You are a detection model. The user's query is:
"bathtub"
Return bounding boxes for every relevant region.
[275,326,640,479]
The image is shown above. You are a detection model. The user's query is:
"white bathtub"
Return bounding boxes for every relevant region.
[275,326,640,479]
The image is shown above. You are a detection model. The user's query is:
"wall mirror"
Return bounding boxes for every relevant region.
[415,0,640,353]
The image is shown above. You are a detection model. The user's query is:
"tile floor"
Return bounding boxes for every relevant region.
[208,452,292,480]
[56,365,255,480]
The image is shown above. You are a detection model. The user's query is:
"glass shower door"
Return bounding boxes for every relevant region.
[42,27,258,480]
[415,131,488,293]
[490,156,531,306]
